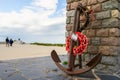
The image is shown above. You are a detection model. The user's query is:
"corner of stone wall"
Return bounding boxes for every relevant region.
[66,0,120,74]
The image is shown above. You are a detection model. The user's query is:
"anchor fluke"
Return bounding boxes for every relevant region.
[51,50,61,63]
[51,50,102,75]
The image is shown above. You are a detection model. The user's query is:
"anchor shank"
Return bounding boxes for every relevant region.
[76,7,82,69]
[68,7,81,70]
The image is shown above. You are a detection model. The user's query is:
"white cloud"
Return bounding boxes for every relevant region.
[0,0,66,43]
[31,0,58,10]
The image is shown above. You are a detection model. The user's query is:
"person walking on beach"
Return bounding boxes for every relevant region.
[9,39,13,46]
[5,37,9,47]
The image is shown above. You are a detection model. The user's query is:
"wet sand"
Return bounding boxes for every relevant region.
[0,44,66,60]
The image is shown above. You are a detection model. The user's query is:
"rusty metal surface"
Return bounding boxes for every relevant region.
[51,2,102,75]
[51,50,61,63]
[51,50,102,75]
[86,53,102,67]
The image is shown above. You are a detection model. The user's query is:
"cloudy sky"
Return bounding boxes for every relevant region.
[0,0,66,43]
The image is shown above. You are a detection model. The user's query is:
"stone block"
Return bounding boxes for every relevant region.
[79,0,87,6]
[95,64,106,70]
[92,4,102,12]
[101,37,119,46]
[87,0,97,5]
[109,28,120,37]
[83,54,91,62]
[108,65,119,73]
[66,24,72,31]
[91,20,102,29]
[99,46,110,55]
[102,0,119,10]
[70,2,78,10]
[101,56,117,65]
[96,11,111,20]
[71,17,74,24]
[109,46,119,56]
[111,10,120,19]
[65,31,72,37]
[102,18,119,28]
[66,17,71,24]
[118,46,120,53]
[66,10,75,17]
[86,29,96,37]
[66,4,71,11]
[65,32,69,37]
[87,46,98,54]
[91,37,100,46]
[99,46,119,56]
[87,38,91,45]
[118,50,120,66]
[96,28,109,37]
[119,3,120,11]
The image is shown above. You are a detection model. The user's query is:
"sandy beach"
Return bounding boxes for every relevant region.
[0,44,66,60]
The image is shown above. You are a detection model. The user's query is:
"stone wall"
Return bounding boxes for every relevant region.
[66,0,120,73]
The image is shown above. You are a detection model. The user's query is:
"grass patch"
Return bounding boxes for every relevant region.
[31,42,65,47]
[62,61,68,65]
